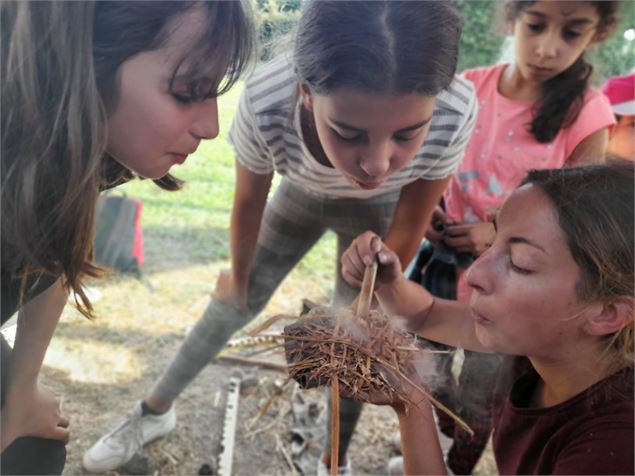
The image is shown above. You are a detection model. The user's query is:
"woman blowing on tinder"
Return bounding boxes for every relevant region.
[341,161,634,475]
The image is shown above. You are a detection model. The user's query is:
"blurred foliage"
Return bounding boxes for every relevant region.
[591,1,635,82]
[456,0,506,73]
[252,0,635,80]
[255,0,301,62]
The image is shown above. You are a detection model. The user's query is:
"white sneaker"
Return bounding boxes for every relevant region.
[317,457,353,476]
[82,401,176,473]
[386,456,403,476]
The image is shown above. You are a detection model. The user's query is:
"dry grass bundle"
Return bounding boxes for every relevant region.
[281,307,472,436]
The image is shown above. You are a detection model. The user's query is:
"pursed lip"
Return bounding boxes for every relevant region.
[470,307,493,326]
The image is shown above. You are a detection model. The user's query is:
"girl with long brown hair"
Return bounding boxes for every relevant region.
[0,2,253,473]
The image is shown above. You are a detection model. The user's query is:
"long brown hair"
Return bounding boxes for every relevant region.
[1,1,253,317]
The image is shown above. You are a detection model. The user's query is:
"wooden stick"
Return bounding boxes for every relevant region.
[356,262,378,317]
[330,376,340,476]
[217,354,287,372]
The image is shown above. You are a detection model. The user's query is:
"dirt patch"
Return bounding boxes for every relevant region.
[45,343,400,476]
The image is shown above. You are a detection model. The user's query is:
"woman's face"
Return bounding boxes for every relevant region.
[511,1,601,84]
[465,184,591,359]
[302,87,436,190]
[106,8,221,179]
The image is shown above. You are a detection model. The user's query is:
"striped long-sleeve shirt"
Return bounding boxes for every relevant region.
[228,55,477,199]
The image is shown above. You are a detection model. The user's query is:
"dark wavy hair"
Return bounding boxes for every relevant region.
[506,1,619,143]
[1,1,253,317]
[293,0,462,96]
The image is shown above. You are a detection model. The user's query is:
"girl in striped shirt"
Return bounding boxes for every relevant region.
[83,2,476,473]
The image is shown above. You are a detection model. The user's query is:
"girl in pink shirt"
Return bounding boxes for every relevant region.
[414,1,618,473]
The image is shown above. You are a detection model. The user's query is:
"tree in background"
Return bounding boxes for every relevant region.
[456,0,505,72]
[256,0,301,62]
[592,1,635,80]
[253,0,635,81]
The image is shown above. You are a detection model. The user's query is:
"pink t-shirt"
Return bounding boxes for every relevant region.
[444,64,615,224]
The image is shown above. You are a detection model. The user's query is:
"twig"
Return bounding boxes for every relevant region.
[330,376,340,476]
[247,315,293,336]
[217,354,287,372]
[252,375,292,423]
[275,434,299,475]
[356,262,378,317]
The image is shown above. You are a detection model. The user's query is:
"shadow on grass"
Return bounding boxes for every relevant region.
[140,225,230,274]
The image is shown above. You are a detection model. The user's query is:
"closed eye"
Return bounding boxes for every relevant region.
[509,257,532,274]
[172,93,194,105]
[394,131,421,142]
[332,129,363,142]
[526,22,545,33]
[563,29,583,39]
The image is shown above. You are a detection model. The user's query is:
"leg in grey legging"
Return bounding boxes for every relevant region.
[151,180,325,402]
[323,191,399,462]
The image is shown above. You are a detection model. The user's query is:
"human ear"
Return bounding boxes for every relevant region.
[583,296,635,336]
[299,82,314,112]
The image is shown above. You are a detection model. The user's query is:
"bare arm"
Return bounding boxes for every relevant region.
[565,128,608,166]
[384,177,451,267]
[396,404,448,475]
[376,274,487,352]
[1,278,69,450]
[213,160,273,310]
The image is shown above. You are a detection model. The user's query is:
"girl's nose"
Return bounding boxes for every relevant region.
[536,33,558,60]
[191,98,219,140]
[360,141,392,178]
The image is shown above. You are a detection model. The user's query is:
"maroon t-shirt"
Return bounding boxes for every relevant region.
[493,365,634,475]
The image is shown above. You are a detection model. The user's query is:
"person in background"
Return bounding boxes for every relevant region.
[1,2,253,474]
[342,161,634,475]
[603,72,635,160]
[82,2,477,474]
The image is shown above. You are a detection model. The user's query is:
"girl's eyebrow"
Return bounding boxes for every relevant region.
[330,117,432,133]
[525,9,595,26]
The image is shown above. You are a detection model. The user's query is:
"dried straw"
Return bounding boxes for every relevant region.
[282,308,473,436]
